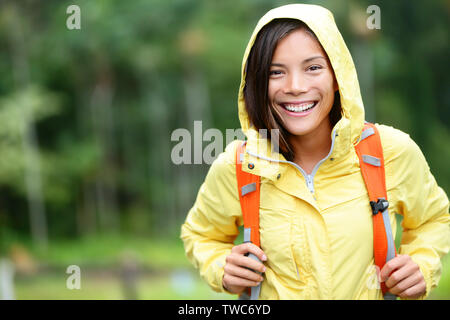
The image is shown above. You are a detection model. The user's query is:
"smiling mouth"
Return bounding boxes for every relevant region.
[280,101,318,113]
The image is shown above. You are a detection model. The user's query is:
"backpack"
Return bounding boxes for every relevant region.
[235,122,397,300]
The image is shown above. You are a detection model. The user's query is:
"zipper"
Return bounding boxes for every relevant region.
[306,175,314,194]
[247,129,337,198]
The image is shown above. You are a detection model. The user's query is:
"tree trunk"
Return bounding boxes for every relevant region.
[89,72,120,234]
[6,3,48,250]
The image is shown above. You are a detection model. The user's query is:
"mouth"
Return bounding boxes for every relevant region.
[279,101,318,116]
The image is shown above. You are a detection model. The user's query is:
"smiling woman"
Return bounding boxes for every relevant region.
[244,19,341,164]
[268,30,337,134]
[181,4,450,300]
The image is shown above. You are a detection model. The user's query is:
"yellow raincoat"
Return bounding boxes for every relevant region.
[180,4,450,299]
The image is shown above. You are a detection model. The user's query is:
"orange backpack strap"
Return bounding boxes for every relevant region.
[235,141,262,300]
[354,122,397,299]
[235,141,261,247]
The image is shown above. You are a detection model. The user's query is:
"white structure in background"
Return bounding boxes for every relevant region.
[0,258,15,300]
[171,269,194,296]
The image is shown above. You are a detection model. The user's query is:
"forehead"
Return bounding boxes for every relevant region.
[272,28,326,61]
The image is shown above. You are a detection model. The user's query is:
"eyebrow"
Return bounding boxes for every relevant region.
[270,55,327,67]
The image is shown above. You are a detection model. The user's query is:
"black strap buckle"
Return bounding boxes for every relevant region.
[370,198,389,215]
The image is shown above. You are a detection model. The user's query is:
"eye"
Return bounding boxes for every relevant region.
[308,65,323,72]
[269,70,283,76]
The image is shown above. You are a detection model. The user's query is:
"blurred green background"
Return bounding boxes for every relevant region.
[0,0,448,300]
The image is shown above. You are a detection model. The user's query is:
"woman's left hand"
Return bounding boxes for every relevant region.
[380,254,426,299]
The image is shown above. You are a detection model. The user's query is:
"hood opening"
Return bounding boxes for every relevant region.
[243,17,343,161]
[237,4,364,161]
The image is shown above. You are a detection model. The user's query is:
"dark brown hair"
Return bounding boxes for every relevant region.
[244,18,342,161]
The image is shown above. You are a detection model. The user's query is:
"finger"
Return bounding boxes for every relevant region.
[397,280,426,299]
[380,255,409,282]
[224,263,264,283]
[388,271,421,295]
[223,273,261,288]
[385,262,416,289]
[227,253,266,273]
[232,243,267,262]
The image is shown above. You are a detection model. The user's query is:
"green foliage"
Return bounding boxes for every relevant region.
[0,86,60,189]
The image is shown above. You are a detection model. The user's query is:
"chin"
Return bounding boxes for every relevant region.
[282,118,317,137]
[286,125,314,137]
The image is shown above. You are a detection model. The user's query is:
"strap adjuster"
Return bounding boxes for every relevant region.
[370,198,389,215]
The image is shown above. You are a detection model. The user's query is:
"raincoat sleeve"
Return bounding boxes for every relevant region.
[384,128,450,299]
[180,141,243,293]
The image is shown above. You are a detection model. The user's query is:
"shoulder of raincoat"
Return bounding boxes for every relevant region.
[180,4,450,300]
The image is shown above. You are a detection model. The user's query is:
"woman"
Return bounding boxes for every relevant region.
[180,4,450,299]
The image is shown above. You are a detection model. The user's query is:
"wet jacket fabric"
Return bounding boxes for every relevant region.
[180,4,450,299]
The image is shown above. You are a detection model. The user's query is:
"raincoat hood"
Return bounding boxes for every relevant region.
[238,4,365,166]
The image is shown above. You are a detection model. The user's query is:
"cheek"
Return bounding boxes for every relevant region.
[316,74,336,98]
[314,74,336,114]
[267,81,278,101]
[268,86,274,101]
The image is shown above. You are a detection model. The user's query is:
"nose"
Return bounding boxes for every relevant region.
[283,72,308,95]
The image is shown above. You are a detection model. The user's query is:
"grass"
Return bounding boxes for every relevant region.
[14,269,235,300]
[4,232,450,299]
[7,233,236,300]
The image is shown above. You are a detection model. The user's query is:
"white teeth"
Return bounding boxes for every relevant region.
[284,102,315,112]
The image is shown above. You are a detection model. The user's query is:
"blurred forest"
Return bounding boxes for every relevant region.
[0,0,448,299]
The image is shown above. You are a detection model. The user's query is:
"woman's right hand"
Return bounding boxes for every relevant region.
[222,242,267,294]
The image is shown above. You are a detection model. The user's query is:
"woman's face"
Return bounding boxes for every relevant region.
[268,28,338,138]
